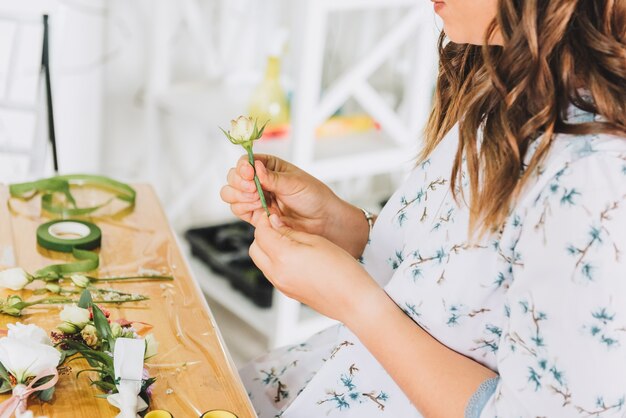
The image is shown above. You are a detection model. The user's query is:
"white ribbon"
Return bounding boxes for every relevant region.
[107,338,148,418]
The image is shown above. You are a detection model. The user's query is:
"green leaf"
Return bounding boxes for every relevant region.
[0,361,11,383]
[92,304,112,347]
[257,120,268,138]
[37,386,55,402]
[219,127,235,144]
[32,374,55,389]
[90,379,117,393]
[63,341,114,370]
[0,379,11,394]
[78,289,93,309]
[76,368,111,380]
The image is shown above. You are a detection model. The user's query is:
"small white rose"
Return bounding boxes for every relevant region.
[70,274,90,288]
[0,268,31,291]
[144,333,158,359]
[230,116,255,142]
[0,337,60,383]
[7,323,51,345]
[59,305,90,329]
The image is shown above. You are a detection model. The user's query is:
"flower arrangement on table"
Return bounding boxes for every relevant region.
[52,290,157,414]
[0,289,158,417]
[0,323,62,417]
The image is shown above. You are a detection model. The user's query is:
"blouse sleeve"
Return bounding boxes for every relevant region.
[475,153,626,417]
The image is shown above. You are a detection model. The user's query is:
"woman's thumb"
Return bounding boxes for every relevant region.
[269,214,285,229]
[255,160,281,192]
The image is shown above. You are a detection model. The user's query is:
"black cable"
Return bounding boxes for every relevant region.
[42,14,59,173]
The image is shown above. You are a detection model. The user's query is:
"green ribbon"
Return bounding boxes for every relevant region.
[34,248,99,280]
[9,174,136,218]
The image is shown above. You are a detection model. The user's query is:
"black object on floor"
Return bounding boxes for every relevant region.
[185,222,274,308]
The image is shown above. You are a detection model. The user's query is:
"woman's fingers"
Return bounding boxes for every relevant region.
[229,201,263,218]
[237,157,254,181]
[220,185,259,204]
[254,215,314,255]
[227,167,257,193]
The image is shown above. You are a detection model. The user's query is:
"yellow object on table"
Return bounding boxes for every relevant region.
[201,410,238,418]
[0,185,255,418]
[145,410,174,418]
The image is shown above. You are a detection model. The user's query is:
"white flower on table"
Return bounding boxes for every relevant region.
[0,327,60,384]
[7,323,51,346]
[0,268,32,291]
[59,305,90,332]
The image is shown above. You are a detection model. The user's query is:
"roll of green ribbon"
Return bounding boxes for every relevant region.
[34,220,101,280]
[37,219,102,252]
[9,174,136,217]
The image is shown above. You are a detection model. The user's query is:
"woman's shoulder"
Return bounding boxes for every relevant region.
[517,130,626,212]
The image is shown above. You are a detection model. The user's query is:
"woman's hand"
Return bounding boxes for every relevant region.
[220,154,370,258]
[249,214,385,322]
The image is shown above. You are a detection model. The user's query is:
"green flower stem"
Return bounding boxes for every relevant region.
[245,146,270,217]
[86,275,173,282]
[58,287,148,300]
[26,297,75,306]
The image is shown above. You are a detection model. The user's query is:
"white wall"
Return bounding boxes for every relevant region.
[0,0,104,181]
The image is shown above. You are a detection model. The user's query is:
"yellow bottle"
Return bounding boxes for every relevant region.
[248,55,290,131]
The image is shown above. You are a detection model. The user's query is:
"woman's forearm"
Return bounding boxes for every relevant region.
[345,287,496,418]
[323,202,375,259]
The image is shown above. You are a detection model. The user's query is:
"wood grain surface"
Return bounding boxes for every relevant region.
[0,184,255,418]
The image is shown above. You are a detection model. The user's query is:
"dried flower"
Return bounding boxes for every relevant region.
[81,324,99,349]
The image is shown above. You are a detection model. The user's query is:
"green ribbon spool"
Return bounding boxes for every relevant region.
[37,219,102,252]
[35,220,102,280]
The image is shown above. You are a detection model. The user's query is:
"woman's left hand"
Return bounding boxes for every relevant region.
[249,213,385,323]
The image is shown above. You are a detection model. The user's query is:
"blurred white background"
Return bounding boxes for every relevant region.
[0,0,441,364]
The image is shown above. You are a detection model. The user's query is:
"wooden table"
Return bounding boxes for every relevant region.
[0,184,256,418]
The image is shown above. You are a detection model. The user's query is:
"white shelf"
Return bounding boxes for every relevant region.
[180,236,337,347]
[156,81,416,183]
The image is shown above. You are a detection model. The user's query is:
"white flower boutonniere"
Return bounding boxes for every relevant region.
[221,116,270,217]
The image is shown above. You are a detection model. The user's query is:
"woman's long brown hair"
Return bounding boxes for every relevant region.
[422,0,626,236]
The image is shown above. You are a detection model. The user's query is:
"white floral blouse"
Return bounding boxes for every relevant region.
[239,106,626,418]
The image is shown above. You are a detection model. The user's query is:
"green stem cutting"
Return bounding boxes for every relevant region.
[245,146,271,217]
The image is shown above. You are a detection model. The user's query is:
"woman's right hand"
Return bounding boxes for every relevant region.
[220,154,370,258]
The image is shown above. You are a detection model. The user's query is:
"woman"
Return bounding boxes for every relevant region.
[221,0,626,416]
